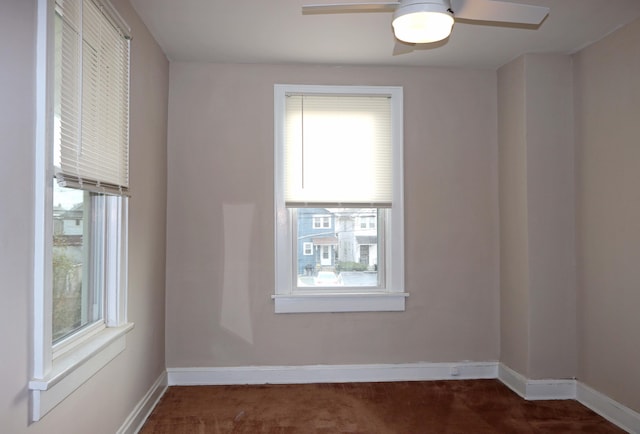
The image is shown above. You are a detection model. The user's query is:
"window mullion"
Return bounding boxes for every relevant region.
[105,195,127,326]
[90,193,106,324]
[377,209,387,288]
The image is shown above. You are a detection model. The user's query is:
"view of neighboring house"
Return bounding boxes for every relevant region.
[53,203,83,238]
[296,208,378,276]
[52,202,84,340]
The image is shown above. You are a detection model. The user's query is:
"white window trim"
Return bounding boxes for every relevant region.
[31,0,133,422]
[273,84,407,313]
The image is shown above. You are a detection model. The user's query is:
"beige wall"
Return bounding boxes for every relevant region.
[574,18,640,412]
[524,54,576,380]
[498,17,640,411]
[497,54,577,380]
[165,63,500,368]
[0,0,169,432]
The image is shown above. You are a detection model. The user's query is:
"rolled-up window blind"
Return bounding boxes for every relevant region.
[54,0,130,195]
[284,94,393,208]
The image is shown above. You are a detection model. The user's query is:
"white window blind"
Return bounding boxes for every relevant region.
[284,94,393,207]
[55,0,130,195]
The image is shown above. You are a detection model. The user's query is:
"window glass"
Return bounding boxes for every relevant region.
[52,185,103,343]
[296,208,380,288]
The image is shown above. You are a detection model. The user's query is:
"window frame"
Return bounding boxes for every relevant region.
[30,0,133,422]
[273,84,407,313]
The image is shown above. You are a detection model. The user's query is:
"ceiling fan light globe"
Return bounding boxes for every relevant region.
[392,3,454,44]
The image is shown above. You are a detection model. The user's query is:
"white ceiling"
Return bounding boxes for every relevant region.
[129,0,640,69]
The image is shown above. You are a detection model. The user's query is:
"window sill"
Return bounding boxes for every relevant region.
[272,292,408,313]
[29,323,134,421]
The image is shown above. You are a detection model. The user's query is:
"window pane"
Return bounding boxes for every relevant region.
[52,185,102,342]
[296,208,380,288]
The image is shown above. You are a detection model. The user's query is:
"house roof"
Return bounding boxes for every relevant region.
[313,236,339,246]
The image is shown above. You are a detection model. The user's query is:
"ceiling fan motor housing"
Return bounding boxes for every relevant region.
[392,0,455,44]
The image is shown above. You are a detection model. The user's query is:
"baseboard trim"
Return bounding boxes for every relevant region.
[498,364,639,433]
[117,371,168,434]
[167,361,499,386]
[577,382,640,434]
[498,363,576,400]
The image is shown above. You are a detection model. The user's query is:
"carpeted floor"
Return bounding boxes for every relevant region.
[140,379,624,433]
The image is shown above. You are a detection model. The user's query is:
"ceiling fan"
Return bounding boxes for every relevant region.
[302,0,549,49]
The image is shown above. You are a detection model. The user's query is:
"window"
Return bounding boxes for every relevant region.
[273,85,407,313]
[31,0,132,422]
[313,215,331,229]
[359,215,376,230]
[303,242,313,256]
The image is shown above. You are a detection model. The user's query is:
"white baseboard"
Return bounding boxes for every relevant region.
[499,363,640,433]
[167,361,499,386]
[117,371,168,434]
[577,382,640,434]
[498,363,576,400]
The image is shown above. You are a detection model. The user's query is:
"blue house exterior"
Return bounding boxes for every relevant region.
[296,208,337,276]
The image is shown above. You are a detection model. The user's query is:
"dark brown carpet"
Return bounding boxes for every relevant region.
[140,379,624,433]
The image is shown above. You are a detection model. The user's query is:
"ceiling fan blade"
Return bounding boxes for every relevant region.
[302,2,399,14]
[450,0,549,25]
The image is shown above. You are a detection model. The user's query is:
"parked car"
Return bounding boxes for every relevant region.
[315,271,343,286]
